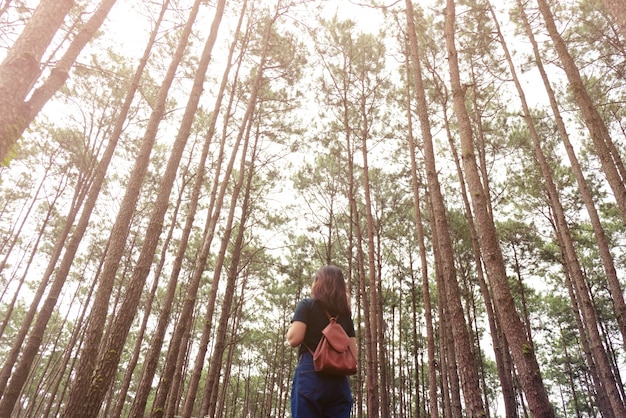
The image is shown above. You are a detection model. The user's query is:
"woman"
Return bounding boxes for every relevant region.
[287,265,357,418]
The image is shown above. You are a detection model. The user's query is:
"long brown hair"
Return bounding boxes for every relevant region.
[311,265,351,315]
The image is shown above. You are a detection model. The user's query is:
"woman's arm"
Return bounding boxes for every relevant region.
[287,321,307,347]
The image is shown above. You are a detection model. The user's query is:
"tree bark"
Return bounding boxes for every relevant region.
[200,129,253,418]
[516,0,626,352]
[405,1,485,415]
[0,0,166,414]
[535,0,626,221]
[14,0,119,145]
[127,2,240,415]
[0,0,74,161]
[443,0,555,416]
[69,0,226,414]
[601,0,626,40]
[60,0,205,415]
[403,43,439,417]
[502,1,626,415]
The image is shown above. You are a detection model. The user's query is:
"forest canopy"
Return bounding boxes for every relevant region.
[0,0,625,417]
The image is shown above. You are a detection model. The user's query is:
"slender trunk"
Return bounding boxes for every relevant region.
[404,46,439,414]
[0,0,74,161]
[0,167,51,339]
[72,1,226,415]
[516,0,626,351]
[47,256,102,418]
[0,154,51,280]
[444,100,517,417]
[0,162,90,414]
[340,55,374,418]
[60,0,205,415]
[128,4,241,416]
[112,157,187,418]
[359,74,382,418]
[0,0,168,409]
[149,49,246,416]
[495,1,626,414]
[560,325,584,418]
[535,0,626,221]
[601,0,626,40]
[180,14,268,418]
[432,228,462,418]
[351,172,373,418]
[15,0,119,142]
[562,257,614,418]
[405,1,485,415]
[443,0,554,415]
[201,132,254,418]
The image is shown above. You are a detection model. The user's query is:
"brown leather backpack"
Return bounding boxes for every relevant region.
[307,311,357,376]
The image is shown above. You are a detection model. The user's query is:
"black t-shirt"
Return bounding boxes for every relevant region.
[291,297,356,357]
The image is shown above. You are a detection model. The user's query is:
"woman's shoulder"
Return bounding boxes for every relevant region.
[294,297,316,314]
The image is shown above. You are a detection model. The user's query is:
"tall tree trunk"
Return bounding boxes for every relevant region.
[111,156,187,418]
[559,325,584,418]
[348,159,374,418]
[0,152,93,415]
[127,4,242,416]
[359,70,383,418]
[601,0,626,40]
[0,160,52,338]
[535,0,626,221]
[60,0,205,415]
[177,13,270,418]
[432,65,518,417]
[0,0,74,161]
[454,129,517,418]
[432,228,462,418]
[66,1,226,415]
[494,1,626,415]
[148,48,246,416]
[516,0,626,351]
[201,129,254,418]
[14,0,119,145]
[562,256,614,418]
[405,1,485,415]
[403,45,438,415]
[443,0,554,416]
[0,2,169,411]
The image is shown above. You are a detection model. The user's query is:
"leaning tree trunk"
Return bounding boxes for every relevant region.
[201,131,255,418]
[443,97,518,417]
[148,49,245,417]
[0,1,169,410]
[0,0,74,162]
[404,1,485,415]
[496,1,626,415]
[12,0,119,146]
[111,158,186,418]
[562,252,615,418]
[403,47,439,417]
[66,1,227,415]
[516,0,626,352]
[0,144,94,415]
[432,229,463,418]
[443,0,555,416]
[600,0,626,40]
[127,4,241,416]
[60,0,205,415]
[535,0,626,221]
[359,68,384,418]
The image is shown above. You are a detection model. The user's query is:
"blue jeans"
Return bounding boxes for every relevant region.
[291,352,353,418]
